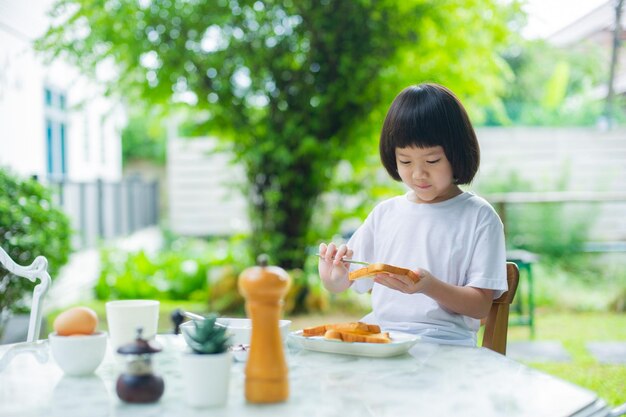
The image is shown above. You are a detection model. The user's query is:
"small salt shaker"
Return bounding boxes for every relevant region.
[115,327,164,403]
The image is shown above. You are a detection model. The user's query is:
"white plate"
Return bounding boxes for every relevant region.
[288,330,420,358]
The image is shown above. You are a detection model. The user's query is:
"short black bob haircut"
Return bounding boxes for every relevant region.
[379,83,479,185]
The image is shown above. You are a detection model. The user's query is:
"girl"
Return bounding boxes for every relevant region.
[318,83,507,347]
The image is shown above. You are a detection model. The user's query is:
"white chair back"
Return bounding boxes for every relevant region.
[0,247,51,342]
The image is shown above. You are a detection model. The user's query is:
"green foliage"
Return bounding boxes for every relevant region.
[96,233,334,315]
[308,156,406,245]
[37,0,520,270]
[0,168,73,316]
[530,255,626,312]
[95,235,250,305]
[482,39,607,126]
[507,203,592,260]
[541,61,570,110]
[182,314,231,354]
[121,113,167,166]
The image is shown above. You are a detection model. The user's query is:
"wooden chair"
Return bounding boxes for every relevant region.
[482,262,520,355]
[0,246,51,342]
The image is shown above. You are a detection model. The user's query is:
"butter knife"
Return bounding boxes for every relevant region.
[316,254,369,266]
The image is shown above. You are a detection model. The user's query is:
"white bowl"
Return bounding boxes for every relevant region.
[49,331,107,376]
[181,318,291,346]
[217,318,291,346]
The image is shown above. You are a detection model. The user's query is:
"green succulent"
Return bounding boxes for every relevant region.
[182,314,231,354]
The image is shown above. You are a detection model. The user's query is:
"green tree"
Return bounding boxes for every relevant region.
[38,0,519,269]
[483,39,607,126]
[121,112,167,166]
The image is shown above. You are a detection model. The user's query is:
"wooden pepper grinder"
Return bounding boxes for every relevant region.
[238,254,291,403]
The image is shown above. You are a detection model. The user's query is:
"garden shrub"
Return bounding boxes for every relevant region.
[0,169,72,322]
[95,236,246,303]
[95,233,334,316]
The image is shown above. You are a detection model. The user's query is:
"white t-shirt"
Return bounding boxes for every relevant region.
[347,191,507,347]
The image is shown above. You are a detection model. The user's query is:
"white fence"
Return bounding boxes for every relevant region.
[167,128,626,243]
[49,177,159,249]
[474,127,626,242]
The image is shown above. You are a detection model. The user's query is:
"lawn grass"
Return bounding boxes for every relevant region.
[46,303,625,407]
[507,311,626,407]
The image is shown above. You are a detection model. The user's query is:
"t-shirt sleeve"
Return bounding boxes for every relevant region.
[346,212,376,294]
[465,210,508,299]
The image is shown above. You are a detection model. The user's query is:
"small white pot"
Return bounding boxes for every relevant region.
[180,350,232,408]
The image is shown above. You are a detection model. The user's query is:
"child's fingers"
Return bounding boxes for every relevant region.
[325,242,337,262]
[375,273,414,293]
[319,243,328,257]
[335,244,349,264]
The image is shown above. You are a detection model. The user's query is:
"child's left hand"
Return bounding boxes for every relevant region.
[373,268,429,294]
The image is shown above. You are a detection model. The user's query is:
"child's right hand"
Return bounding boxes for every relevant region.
[318,242,353,293]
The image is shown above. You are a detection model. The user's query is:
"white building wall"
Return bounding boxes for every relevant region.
[0,0,123,182]
[167,137,249,236]
[0,23,46,178]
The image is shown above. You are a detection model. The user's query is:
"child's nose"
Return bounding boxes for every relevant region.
[412,166,426,179]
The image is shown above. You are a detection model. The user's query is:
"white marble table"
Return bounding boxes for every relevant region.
[0,334,613,417]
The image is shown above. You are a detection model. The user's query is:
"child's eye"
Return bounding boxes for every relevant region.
[426,159,441,164]
[398,160,411,165]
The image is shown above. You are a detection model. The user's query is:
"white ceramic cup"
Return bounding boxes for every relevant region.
[105,300,159,352]
[49,331,108,376]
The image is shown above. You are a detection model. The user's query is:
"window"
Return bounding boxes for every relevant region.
[44,88,68,179]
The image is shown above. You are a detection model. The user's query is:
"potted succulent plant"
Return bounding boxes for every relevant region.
[180,314,232,408]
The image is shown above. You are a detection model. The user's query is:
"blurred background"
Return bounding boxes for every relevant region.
[0,0,624,405]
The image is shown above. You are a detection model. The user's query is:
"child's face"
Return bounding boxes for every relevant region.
[395,146,459,204]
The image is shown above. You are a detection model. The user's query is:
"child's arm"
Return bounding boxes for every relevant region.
[374,269,494,319]
[318,242,354,293]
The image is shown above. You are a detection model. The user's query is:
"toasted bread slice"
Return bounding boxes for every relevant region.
[326,321,372,334]
[349,263,420,283]
[366,324,381,333]
[302,321,380,337]
[323,329,343,341]
[323,329,391,344]
[302,324,327,337]
[341,331,391,344]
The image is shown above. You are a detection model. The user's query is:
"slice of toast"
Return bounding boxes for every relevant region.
[302,324,328,337]
[349,263,420,282]
[323,329,344,341]
[302,321,381,337]
[326,321,378,334]
[324,329,391,344]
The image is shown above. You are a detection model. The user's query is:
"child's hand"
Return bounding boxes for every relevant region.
[318,243,353,293]
[373,268,428,294]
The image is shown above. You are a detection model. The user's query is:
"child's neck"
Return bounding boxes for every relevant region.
[408,185,462,204]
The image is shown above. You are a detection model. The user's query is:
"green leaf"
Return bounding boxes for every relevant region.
[182,315,231,354]
[541,61,570,110]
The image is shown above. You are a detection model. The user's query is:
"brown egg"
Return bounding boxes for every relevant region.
[53,306,99,336]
